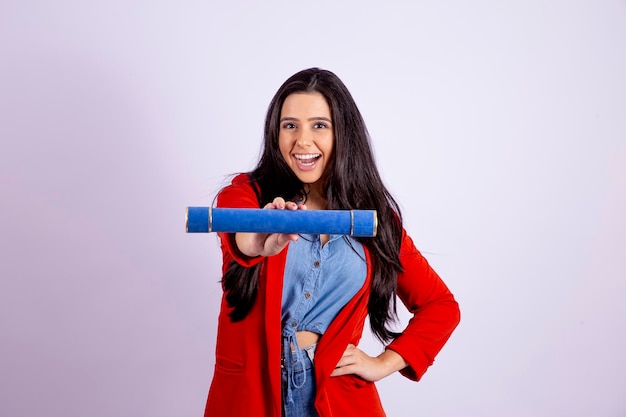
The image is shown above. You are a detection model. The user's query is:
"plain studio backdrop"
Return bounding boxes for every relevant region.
[1,1,624,416]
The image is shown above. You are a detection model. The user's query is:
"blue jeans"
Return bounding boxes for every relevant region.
[282,341,318,417]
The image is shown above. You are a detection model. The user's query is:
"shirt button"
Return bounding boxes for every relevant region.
[291,322,298,327]
[304,292,311,299]
[314,261,320,267]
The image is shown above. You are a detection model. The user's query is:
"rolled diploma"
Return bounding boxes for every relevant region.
[186,207,377,237]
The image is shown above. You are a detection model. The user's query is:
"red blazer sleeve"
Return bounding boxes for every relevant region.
[215,173,265,270]
[386,230,461,381]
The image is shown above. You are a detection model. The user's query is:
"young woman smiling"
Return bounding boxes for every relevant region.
[204,68,460,417]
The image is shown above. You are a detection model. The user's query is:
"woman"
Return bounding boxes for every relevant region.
[205,68,460,417]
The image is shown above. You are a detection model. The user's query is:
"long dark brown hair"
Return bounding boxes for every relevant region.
[221,68,404,343]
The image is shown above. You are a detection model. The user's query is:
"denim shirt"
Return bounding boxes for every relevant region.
[282,233,367,337]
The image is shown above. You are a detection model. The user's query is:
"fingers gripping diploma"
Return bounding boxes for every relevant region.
[330,344,409,382]
[235,197,306,257]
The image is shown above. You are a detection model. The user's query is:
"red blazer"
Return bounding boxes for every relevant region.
[204,174,460,417]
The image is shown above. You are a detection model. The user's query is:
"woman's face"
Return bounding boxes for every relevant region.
[278,92,334,188]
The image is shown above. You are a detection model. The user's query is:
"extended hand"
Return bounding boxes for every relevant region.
[235,197,306,257]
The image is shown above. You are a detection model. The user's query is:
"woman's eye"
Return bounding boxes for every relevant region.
[282,123,296,129]
[313,122,328,129]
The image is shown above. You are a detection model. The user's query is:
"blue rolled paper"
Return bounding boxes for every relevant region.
[186,207,377,237]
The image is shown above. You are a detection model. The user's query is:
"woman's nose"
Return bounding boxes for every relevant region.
[295,132,312,147]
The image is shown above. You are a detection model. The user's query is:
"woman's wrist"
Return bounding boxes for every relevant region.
[235,232,263,257]
[375,349,409,378]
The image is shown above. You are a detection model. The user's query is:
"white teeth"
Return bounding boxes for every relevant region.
[294,153,320,160]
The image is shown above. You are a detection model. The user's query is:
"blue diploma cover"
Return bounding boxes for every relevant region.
[186,207,378,237]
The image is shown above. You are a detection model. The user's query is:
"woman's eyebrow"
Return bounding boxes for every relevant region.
[279,116,332,122]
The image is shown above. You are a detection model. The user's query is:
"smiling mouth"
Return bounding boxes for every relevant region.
[294,153,321,167]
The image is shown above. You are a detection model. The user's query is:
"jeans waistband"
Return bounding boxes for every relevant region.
[282,342,316,370]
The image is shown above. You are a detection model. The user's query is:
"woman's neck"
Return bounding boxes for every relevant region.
[303,183,327,210]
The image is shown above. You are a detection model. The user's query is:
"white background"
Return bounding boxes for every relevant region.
[1,1,625,416]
